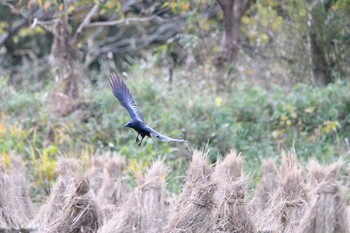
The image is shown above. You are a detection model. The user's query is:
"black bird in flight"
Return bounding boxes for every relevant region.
[109,73,187,146]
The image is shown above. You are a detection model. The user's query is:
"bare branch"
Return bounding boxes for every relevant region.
[2,1,20,14]
[235,0,255,19]
[84,18,186,67]
[85,16,165,28]
[71,2,100,46]
[0,19,27,45]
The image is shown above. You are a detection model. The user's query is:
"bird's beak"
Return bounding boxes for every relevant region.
[124,123,129,128]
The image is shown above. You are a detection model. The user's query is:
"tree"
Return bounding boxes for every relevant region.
[306,0,350,86]
[1,0,187,115]
[307,0,332,86]
[214,0,255,68]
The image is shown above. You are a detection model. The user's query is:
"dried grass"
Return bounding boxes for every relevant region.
[249,157,279,217]
[0,154,34,227]
[174,150,212,211]
[99,160,168,233]
[87,156,108,194]
[45,177,102,233]
[212,150,256,233]
[258,150,307,233]
[3,148,350,232]
[30,158,80,229]
[213,150,243,180]
[10,155,35,222]
[32,158,101,233]
[213,177,255,233]
[0,166,24,227]
[164,183,217,233]
[96,156,128,210]
[296,159,349,233]
[163,150,213,233]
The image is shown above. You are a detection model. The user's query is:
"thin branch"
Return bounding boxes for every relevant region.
[0,18,27,45]
[2,1,20,14]
[85,16,165,28]
[235,0,255,19]
[84,18,186,66]
[71,2,100,46]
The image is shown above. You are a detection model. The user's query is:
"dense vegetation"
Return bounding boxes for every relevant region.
[1,67,350,193]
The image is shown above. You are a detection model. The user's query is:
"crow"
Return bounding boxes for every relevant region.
[109,73,187,146]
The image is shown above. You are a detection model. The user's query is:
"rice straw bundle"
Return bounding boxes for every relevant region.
[212,150,256,233]
[249,157,279,217]
[296,160,349,233]
[45,177,102,233]
[258,150,307,233]
[96,156,128,209]
[99,160,167,233]
[165,183,217,233]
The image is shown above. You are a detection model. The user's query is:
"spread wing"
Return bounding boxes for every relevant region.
[143,125,187,143]
[109,73,144,122]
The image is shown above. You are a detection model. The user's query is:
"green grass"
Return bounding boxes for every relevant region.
[1,67,350,194]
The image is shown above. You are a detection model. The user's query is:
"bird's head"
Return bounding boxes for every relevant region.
[124,122,132,128]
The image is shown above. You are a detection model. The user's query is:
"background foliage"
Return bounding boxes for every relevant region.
[0,0,350,195]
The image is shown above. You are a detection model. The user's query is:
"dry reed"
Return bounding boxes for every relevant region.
[296,159,349,233]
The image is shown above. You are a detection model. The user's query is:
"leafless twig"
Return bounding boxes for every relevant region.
[86,16,165,28]
[71,2,100,45]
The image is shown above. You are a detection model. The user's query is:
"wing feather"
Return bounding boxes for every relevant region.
[109,73,144,122]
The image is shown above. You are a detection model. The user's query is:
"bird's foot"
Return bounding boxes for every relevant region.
[136,134,140,143]
[138,136,145,147]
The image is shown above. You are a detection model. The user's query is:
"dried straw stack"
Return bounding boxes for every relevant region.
[258,150,307,233]
[296,159,349,233]
[32,158,102,233]
[99,160,168,233]
[249,157,279,218]
[0,154,34,228]
[212,150,256,233]
[165,183,217,233]
[173,150,212,211]
[45,177,102,233]
[10,155,35,221]
[96,156,128,212]
[31,158,80,229]
[164,150,215,232]
[87,156,108,195]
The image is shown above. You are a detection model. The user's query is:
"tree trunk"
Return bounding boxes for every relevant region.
[307,2,332,86]
[214,0,254,68]
[50,16,88,116]
[309,29,332,86]
[52,16,81,98]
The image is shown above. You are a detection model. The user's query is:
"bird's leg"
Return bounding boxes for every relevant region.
[136,133,140,143]
[138,135,145,147]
